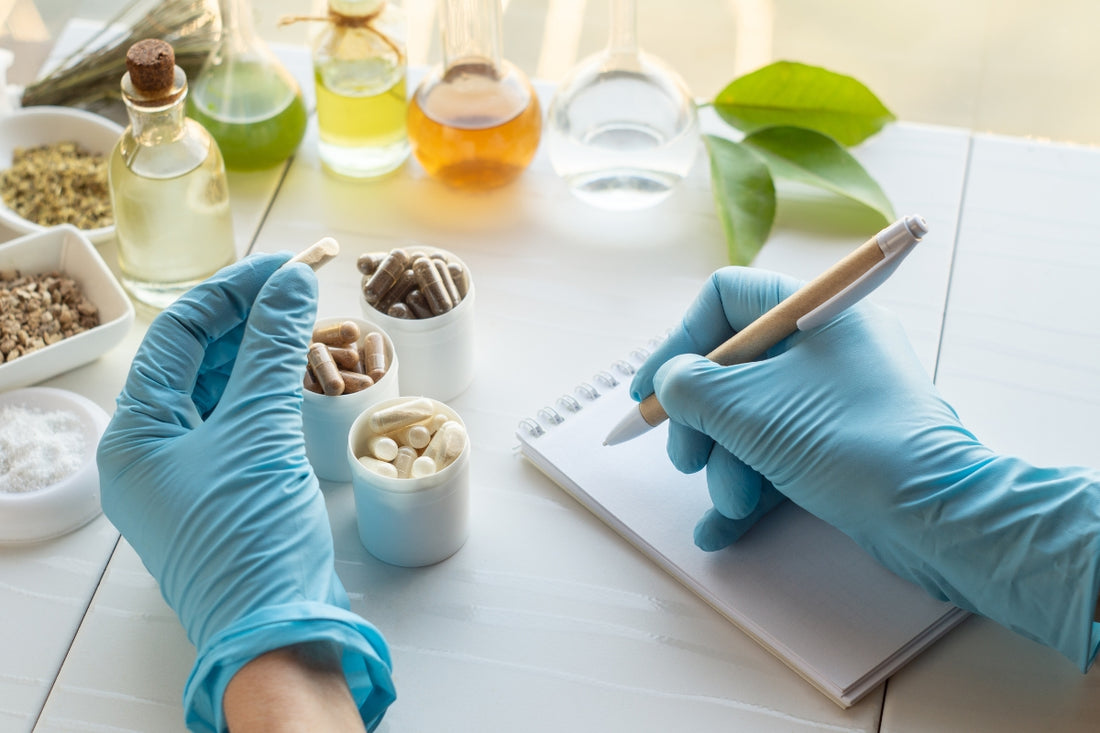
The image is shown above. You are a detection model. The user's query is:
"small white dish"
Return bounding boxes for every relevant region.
[0,105,122,243]
[0,225,135,391]
[0,387,110,544]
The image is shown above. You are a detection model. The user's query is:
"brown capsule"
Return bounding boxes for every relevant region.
[356,252,383,276]
[406,289,433,318]
[387,302,413,319]
[412,256,453,315]
[339,370,375,394]
[363,249,409,305]
[362,331,388,382]
[434,257,461,304]
[327,346,361,372]
[447,261,469,299]
[375,268,418,313]
[313,321,360,347]
[307,343,345,396]
[303,369,323,394]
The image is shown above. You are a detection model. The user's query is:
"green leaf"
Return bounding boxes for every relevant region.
[704,135,776,266]
[740,126,895,225]
[714,61,895,146]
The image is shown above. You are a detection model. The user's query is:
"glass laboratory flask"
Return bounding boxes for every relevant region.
[407,0,541,190]
[109,39,236,312]
[546,0,699,210]
[187,0,308,170]
[313,0,410,179]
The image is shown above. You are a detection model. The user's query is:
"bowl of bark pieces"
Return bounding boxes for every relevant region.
[0,106,122,244]
[0,225,134,391]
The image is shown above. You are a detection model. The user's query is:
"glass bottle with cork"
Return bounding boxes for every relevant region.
[187,0,309,170]
[407,0,541,190]
[306,0,410,178]
[108,39,236,312]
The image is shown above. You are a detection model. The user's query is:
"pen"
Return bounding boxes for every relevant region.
[603,215,929,446]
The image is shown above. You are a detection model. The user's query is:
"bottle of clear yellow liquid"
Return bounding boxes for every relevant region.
[313,0,409,178]
[108,39,236,311]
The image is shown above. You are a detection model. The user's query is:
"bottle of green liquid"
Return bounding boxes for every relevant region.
[187,0,308,170]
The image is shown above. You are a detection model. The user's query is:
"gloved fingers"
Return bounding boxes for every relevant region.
[653,353,760,447]
[666,419,713,474]
[191,322,246,419]
[693,483,787,551]
[216,261,318,423]
[705,445,764,519]
[630,268,804,401]
[113,255,289,434]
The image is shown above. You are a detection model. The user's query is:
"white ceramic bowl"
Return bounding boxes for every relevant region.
[0,225,134,391]
[0,387,110,544]
[0,106,122,243]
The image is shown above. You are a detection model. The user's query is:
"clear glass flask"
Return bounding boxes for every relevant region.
[109,39,236,311]
[546,0,699,210]
[187,0,308,170]
[313,0,410,178]
[407,0,541,190]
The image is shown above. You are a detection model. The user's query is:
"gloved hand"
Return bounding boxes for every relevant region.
[631,266,1100,670]
[97,254,394,733]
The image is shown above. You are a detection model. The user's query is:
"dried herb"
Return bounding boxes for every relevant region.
[0,141,112,229]
[20,0,219,114]
[0,269,100,363]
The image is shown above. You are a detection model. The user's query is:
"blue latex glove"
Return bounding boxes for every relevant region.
[97,254,395,732]
[631,266,1100,670]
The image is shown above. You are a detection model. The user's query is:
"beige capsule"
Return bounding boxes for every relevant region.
[339,370,375,394]
[447,261,469,299]
[360,331,388,382]
[368,435,400,461]
[434,257,461,304]
[405,289,433,319]
[357,252,383,276]
[327,345,361,372]
[375,268,418,312]
[313,321,360,347]
[307,343,345,396]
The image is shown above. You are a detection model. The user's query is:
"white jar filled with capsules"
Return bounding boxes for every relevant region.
[347,396,470,567]
[301,316,399,482]
[357,245,475,402]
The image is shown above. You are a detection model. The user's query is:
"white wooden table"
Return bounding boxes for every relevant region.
[2,36,1099,733]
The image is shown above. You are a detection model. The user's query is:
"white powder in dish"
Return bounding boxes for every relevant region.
[0,405,87,493]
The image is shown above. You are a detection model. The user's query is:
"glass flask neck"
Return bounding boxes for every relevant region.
[608,0,639,56]
[219,0,258,54]
[440,0,503,71]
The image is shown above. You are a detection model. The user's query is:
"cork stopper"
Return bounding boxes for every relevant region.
[125,39,176,96]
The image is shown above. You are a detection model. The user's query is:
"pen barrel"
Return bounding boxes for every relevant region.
[706,234,884,366]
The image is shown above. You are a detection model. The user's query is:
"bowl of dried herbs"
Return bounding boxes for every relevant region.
[0,106,122,243]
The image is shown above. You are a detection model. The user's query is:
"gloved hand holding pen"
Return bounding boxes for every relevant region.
[631,266,1100,670]
[96,254,394,732]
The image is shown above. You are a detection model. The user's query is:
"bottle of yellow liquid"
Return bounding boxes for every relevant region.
[108,39,236,312]
[313,0,409,178]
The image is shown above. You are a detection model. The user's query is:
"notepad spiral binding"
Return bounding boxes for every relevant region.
[517,335,668,439]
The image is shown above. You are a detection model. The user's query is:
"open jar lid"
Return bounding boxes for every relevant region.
[0,387,110,544]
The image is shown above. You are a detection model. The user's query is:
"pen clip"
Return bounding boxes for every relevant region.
[795,234,920,332]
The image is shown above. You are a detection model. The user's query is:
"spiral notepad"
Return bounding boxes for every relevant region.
[515,345,968,708]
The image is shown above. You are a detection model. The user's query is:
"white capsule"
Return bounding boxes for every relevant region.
[393,445,418,478]
[369,435,399,462]
[411,455,437,477]
[367,397,435,434]
[358,455,398,478]
[423,420,466,469]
